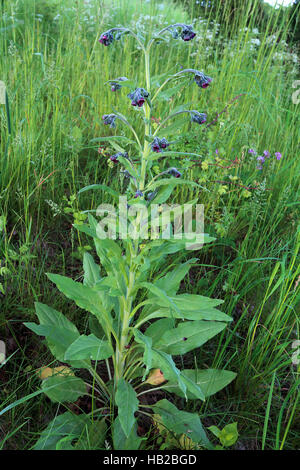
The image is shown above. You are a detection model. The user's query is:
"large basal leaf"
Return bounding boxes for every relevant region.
[145,319,176,345]
[64,334,113,361]
[115,379,139,438]
[75,419,107,450]
[112,416,142,450]
[155,321,227,355]
[34,412,89,450]
[162,369,237,399]
[152,399,213,449]
[41,375,87,403]
[83,252,101,287]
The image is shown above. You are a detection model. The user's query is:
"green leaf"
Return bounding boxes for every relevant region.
[153,399,212,449]
[115,379,139,438]
[112,416,142,450]
[154,259,197,296]
[41,375,86,403]
[83,252,101,287]
[155,321,227,355]
[147,178,200,192]
[151,350,187,398]
[78,184,119,199]
[145,319,175,345]
[24,303,84,367]
[141,282,183,318]
[46,273,113,333]
[34,412,89,450]
[163,369,237,399]
[64,334,113,362]
[75,419,107,450]
[209,422,239,448]
[133,330,153,380]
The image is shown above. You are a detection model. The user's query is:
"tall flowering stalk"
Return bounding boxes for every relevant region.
[25,23,236,451]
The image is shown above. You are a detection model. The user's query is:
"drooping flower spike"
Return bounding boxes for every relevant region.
[194,72,212,89]
[109,152,129,163]
[191,112,207,125]
[167,167,182,178]
[127,88,149,107]
[99,28,128,46]
[151,137,170,153]
[160,24,196,42]
[102,114,118,128]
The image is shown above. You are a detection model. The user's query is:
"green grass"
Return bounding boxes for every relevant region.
[0,0,299,450]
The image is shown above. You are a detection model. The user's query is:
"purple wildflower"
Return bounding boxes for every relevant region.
[257,155,265,164]
[102,114,118,128]
[194,73,212,89]
[191,112,207,125]
[248,149,257,155]
[151,137,170,153]
[127,88,149,107]
[181,25,196,41]
[275,152,282,161]
[109,151,128,163]
[99,30,114,46]
[168,167,182,178]
[134,190,143,199]
[263,150,270,158]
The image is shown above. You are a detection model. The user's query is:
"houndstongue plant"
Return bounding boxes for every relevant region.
[25,24,236,450]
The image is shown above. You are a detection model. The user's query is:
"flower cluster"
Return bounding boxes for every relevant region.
[194,72,212,89]
[127,88,149,107]
[167,167,182,178]
[109,152,128,164]
[181,25,196,42]
[191,112,207,125]
[151,137,170,153]
[102,114,118,128]
[99,30,114,46]
[248,148,282,170]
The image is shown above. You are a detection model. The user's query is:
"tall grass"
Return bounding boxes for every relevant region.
[0,0,299,450]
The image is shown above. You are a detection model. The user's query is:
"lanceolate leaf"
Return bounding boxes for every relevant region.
[151,350,187,398]
[41,375,86,403]
[64,334,113,361]
[112,416,142,450]
[155,321,227,355]
[162,369,237,399]
[153,399,213,449]
[83,252,101,287]
[78,184,119,199]
[115,379,139,437]
[133,330,153,380]
[34,412,89,450]
[153,259,197,296]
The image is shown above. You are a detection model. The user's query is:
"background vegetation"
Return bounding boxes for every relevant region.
[0,0,299,450]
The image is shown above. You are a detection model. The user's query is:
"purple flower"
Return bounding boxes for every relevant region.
[248,149,257,155]
[102,114,118,128]
[99,30,114,46]
[109,151,128,163]
[151,137,170,153]
[111,83,122,92]
[168,167,182,178]
[257,165,263,171]
[263,150,270,158]
[181,25,196,41]
[194,73,212,89]
[191,112,207,125]
[257,155,265,164]
[275,152,282,161]
[127,88,149,107]
[134,190,143,199]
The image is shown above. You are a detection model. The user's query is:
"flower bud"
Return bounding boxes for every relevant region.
[194,73,212,89]
[168,167,182,178]
[127,88,149,107]
[181,25,196,41]
[99,30,114,46]
[151,137,170,153]
[191,112,207,125]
